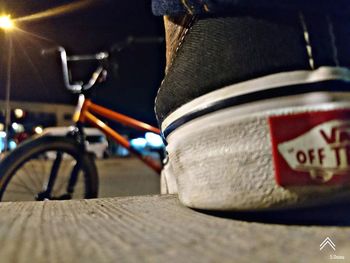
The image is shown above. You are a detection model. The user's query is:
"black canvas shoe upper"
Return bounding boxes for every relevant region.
[155,9,350,130]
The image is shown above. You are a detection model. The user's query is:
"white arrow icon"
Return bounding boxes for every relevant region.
[320,237,336,251]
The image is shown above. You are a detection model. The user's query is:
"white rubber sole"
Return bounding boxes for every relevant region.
[160,161,178,195]
[161,92,350,211]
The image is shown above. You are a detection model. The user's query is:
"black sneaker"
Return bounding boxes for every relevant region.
[157,9,350,211]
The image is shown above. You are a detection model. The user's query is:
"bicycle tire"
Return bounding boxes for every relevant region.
[0,136,98,201]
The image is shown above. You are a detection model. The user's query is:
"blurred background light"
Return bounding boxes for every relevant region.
[11,122,24,132]
[0,15,14,30]
[11,122,19,131]
[34,126,43,134]
[8,140,17,150]
[145,132,163,148]
[130,137,147,148]
[14,108,24,119]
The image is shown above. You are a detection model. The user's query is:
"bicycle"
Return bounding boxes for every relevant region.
[0,37,164,202]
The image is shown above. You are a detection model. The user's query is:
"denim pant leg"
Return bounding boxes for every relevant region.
[153,0,350,16]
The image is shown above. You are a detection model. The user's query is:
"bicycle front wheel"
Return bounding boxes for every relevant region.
[0,136,98,202]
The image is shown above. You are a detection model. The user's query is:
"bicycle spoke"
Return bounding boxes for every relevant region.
[13,161,44,194]
[6,181,35,192]
[18,163,41,191]
[26,161,43,190]
[38,156,51,190]
[30,158,48,190]
[40,157,47,183]
[8,174,37,196]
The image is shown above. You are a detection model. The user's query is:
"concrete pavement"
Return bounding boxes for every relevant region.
[96,158,160,197]
[0,158,349,262]
[0,195,349,263]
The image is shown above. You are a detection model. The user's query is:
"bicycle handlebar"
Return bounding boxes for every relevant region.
[42,46,109,93]
[41,36,163,93]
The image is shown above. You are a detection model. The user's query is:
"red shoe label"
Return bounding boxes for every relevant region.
[269,109,350,186]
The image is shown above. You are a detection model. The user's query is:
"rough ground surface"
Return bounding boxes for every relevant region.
[96,158,160,197]
[0,195,348,263]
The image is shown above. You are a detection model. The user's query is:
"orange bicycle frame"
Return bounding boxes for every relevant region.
[75,95,162,174]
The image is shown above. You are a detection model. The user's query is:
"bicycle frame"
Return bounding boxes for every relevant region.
[75,94,162,174]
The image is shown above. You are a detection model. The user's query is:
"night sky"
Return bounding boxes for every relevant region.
[0,0,165,126]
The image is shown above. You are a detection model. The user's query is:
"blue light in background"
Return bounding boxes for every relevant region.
[9,140,17,150]
[145,132,163,148]
[0,132,6,152]
[130,138,147,149]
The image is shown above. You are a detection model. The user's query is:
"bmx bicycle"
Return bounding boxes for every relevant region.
[0,38,163,201]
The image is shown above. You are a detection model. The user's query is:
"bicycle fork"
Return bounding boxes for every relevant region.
[36,151,83,201]
[36,126,85,201]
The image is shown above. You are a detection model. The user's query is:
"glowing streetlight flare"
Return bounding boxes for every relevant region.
[34,126,43,134]
[14,0,95,23]
[0,15,14,30]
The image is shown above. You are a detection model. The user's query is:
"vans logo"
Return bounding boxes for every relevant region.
[269,110,350,186]
[278,120,350,183]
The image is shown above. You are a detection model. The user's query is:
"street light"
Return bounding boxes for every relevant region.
[0,15,14,31]
[34,126,43,135]
[0,14,14,152]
